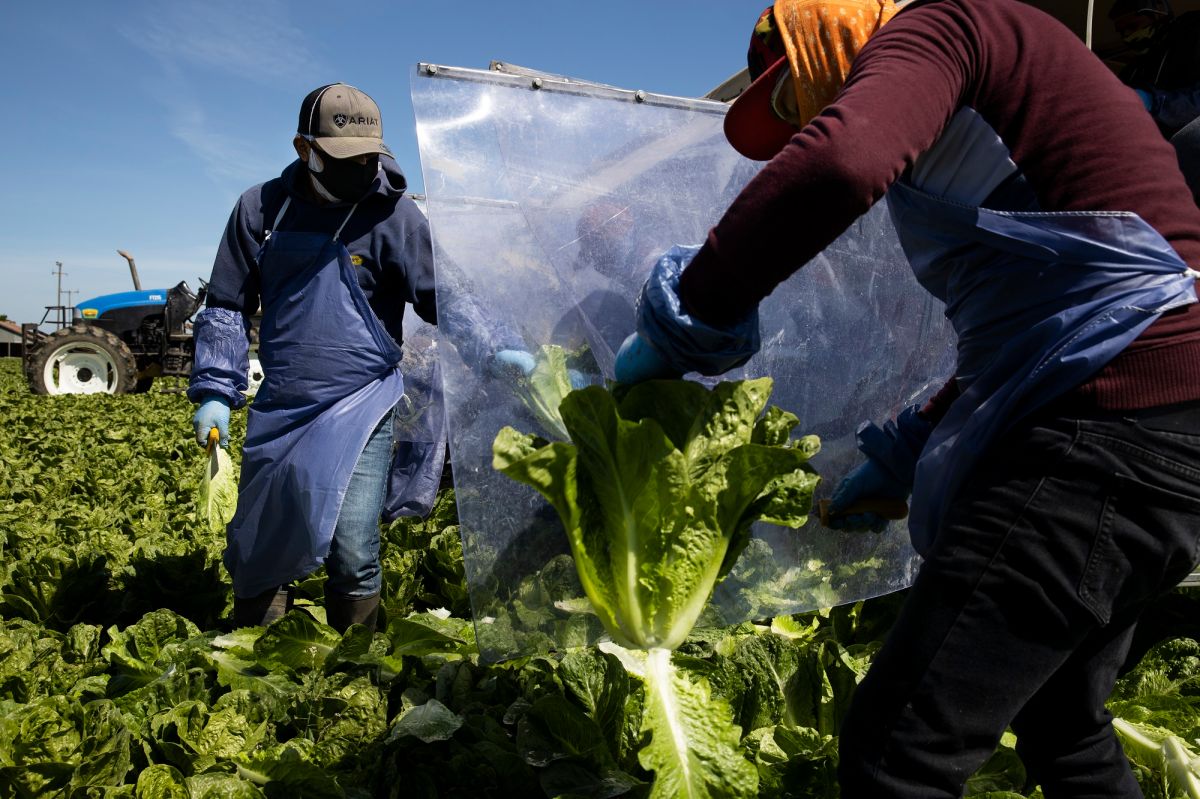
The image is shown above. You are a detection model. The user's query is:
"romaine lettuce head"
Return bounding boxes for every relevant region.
[200,446,237,535]
[493,378,820,651]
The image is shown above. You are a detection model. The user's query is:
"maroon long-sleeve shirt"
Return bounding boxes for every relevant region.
[679,0,1200,413]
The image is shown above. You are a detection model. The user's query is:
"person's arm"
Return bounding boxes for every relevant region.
[395,215,439,326]
[187,192,264,408]
[396,213,525,371]
[678,9,971,326]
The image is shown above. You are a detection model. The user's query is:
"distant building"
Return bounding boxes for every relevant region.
[0,320,23,358]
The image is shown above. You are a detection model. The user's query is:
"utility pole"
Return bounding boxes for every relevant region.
[51,261,70,330]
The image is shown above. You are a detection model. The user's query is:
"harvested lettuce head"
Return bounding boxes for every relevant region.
[493,377,820,651]
[512,344,574,440]
[200,446,238,534]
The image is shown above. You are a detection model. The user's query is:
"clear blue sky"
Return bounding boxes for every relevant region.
[0,0,757,326]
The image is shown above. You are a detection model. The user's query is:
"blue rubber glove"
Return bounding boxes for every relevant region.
[491,349,537,378]
[615,246,760,385]
[615,333,682,384]
[194,397,231,448]
[567,369,589,390]
[1135,88,1154,112]
[825,458,911,533]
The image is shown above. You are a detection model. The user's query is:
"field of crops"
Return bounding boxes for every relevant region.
[3,356,1200,798]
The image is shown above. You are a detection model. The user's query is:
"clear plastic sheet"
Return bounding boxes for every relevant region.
[383,307,446,522]
[411,64,956,661]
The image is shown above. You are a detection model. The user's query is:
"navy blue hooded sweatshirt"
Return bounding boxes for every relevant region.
[204,155,436,342]
[190,155,516,407]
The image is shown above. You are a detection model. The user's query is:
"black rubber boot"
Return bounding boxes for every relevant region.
[233,586,292,628]
[325,592,381,633]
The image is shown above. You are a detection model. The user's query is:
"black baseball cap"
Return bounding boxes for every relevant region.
[298,83,393,159]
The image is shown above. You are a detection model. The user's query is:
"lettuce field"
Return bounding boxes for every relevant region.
[3,357,1200,798]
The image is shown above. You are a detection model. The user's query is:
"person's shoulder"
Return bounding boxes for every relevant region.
[375,192,428,229]
[227,179,291,234]
[233,176,285,209]
[887,0,1080,51]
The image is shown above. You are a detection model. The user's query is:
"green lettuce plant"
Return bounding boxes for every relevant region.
[493,376,821,797]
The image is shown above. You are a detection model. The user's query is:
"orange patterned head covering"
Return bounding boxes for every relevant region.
[725,0,898,161]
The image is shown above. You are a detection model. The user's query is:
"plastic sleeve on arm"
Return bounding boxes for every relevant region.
[187,307,251,408]
[855,404,936,489]
[638,246,760,375]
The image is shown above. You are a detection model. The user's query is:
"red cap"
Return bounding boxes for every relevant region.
[723,55,796,161]
[725,6,796,161]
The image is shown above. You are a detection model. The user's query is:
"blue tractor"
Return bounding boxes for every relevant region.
[23,251,262,395]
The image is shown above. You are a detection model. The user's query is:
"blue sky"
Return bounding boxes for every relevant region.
[0,0,757,326]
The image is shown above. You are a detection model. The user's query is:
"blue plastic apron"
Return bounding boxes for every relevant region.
[225,198,405,597]
[887,179,1199,555]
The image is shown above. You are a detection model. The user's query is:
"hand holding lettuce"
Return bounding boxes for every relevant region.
[614,246,761,384]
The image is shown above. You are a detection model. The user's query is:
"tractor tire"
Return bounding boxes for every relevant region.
[29,325,138,395]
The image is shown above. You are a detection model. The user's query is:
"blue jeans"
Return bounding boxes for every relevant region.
[324,408,395,598]
[838,399,1200,798]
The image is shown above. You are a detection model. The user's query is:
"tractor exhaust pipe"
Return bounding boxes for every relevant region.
[117,249,142,291]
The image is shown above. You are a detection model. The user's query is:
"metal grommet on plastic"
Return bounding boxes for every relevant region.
[532,78,543,90]
[634,90,647,103]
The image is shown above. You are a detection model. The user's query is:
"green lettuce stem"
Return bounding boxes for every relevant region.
[645,647,698,796]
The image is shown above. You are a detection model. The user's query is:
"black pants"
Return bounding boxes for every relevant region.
[838,400,1200,798]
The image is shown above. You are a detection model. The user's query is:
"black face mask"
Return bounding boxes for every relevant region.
[308,150,380,202]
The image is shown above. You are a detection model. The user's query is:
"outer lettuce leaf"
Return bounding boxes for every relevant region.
[1113,717,1200,799]
[637,648,758,799]
[135,764,189,797]
[251,612,341,673]
[388,698,463,743]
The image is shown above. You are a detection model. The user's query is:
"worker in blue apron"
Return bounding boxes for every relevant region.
[616,1,1200,795]
[189,84,530,633]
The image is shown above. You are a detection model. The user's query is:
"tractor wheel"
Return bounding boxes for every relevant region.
[29,325,138,395]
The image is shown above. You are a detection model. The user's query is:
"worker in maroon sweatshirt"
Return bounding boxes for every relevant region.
[614,0,1200,795]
